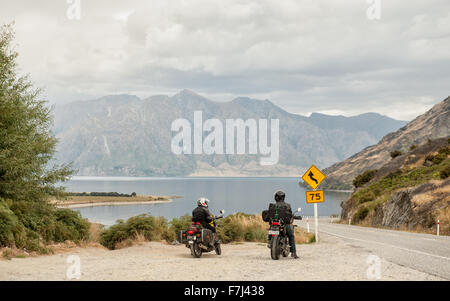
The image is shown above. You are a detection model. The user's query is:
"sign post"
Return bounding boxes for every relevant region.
[437,220,440,237]
[302,165,326,243]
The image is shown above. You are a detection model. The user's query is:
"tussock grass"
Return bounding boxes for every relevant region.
[217,212,315,244]
[99,212,316,250]
[217,213,268,243]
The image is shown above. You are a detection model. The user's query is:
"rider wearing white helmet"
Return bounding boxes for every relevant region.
[197,197,209,208]
[192,197,216,233]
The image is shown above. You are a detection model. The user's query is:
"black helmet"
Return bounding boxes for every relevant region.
[274,190,285,202]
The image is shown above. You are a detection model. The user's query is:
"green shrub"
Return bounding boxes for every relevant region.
[0,200,90,252]
[169,214,193,241]
[390,150,403,159]
[0,199,19,247]
[353,170,377,188]
[440,165,450,179]
[353,207,369,223]
[99,214,171,250]
[358,191,376,204]
[424,148,449,166]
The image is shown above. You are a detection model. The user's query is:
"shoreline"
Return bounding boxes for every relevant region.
[52,194,181,209]
[56,199,173,209]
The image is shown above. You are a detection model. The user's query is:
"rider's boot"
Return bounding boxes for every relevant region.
[291,252,299,259]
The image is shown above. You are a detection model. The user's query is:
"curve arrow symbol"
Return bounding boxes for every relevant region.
[308,171,318,184]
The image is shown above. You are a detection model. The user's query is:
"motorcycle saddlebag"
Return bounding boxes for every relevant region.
[201,229,214,246]
[262,210,270,222]
[178,230,188,243]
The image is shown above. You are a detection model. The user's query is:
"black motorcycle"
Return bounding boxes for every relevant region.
[267,208,302,260]
[179,210,225,258]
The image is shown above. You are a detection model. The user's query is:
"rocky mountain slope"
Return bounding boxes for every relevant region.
[323,96,450,190]
[53,90,406,177]
[341,137,450,234]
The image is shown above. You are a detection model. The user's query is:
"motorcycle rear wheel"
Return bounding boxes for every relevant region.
[214,243,221,255]
[190,242,202,258]
[270,235,281,260]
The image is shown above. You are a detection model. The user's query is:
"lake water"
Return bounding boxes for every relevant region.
[65,177,351,226]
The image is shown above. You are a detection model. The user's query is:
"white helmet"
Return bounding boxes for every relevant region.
[197,197,210,208]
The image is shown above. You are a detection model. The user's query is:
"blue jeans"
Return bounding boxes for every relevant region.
[286,224,296,253]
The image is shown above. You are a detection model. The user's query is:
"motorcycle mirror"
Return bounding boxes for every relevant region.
[297,208,302,212]
[220,209,225,214]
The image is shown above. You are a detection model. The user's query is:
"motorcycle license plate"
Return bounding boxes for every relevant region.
[188,240,194,244]
[268,230,279,235]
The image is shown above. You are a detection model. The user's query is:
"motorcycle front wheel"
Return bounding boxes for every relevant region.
[270,235,281,260]
[190,242,202,258]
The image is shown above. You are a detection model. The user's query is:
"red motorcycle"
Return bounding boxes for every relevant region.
[179,210,225,258]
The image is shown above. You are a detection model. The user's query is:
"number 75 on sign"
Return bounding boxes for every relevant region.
[306,190,325,204]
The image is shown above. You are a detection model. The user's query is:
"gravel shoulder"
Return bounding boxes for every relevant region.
[0,234,443,281]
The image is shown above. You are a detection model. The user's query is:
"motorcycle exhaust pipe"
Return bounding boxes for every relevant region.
[199,244,209,250]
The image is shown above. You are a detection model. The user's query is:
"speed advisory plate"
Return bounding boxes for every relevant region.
[306,190,325,203]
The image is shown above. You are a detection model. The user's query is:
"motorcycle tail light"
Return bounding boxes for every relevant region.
[187,230,194,235]
[196,222,201,225]
[272,222,279,225]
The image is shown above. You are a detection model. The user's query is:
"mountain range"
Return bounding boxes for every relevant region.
[53,90,407,177]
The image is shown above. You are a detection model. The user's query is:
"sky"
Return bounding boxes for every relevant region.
[1,0,449,120]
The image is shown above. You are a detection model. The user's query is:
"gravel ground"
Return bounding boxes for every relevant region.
[0,234,443,281]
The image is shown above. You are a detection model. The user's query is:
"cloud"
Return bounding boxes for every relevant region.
[1,0,449,120]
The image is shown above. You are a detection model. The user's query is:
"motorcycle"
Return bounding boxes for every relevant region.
[268,208,302,260]
[179,209,225,258]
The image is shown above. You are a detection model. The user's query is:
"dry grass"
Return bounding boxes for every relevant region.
[0,247,29,260]
[294,228,316,243]
[218,213,315,244]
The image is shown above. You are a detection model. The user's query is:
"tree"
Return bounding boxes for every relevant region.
[0,23,73,202]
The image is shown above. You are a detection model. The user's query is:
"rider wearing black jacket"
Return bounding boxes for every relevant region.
[192,197,216,233]
[269,191,299,259]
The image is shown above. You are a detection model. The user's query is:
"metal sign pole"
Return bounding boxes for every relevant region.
[313,187,319,243]
[314,202,319,242]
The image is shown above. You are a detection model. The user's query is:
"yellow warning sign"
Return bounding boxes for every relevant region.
[306,190,325,204]
[302,165,326,189]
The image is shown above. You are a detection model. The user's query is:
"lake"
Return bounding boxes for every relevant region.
[65,177,351,226]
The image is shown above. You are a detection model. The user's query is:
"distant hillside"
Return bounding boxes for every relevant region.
[323,96,450,190]
[53,90,406,177]
[340,137,450,235]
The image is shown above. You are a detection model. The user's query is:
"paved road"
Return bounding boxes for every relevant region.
[295,218,450,280]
